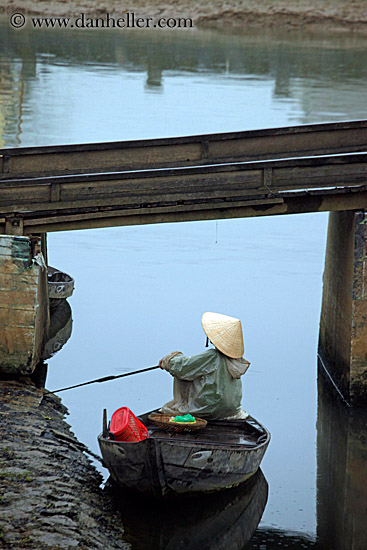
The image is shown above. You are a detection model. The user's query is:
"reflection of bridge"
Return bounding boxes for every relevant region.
[0,120,366,405]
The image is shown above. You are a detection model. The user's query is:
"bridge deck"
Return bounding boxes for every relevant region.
[1,121,366,233]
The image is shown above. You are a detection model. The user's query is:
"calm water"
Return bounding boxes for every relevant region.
[1,18,367,549]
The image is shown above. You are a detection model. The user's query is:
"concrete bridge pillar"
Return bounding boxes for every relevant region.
[318,210,367,407]
[0,233,49,375]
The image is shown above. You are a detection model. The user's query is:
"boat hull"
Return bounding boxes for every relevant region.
[98,415,270,497]
[48,266,75,301]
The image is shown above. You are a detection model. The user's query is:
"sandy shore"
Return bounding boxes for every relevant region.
[1,0,367,33]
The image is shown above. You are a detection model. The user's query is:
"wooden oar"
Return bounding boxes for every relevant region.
[43,365,160,395]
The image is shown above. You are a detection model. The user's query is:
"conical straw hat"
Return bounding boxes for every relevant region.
[201,312,244,359]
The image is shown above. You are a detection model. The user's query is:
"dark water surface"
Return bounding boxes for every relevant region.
[1,19,367,548]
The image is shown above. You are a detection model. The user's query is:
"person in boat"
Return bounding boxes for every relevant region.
[159,312,250,421]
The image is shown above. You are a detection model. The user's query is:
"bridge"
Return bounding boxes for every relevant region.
[0,119,367,406]
[1,120,367,234]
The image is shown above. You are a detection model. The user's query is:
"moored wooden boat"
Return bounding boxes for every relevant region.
[0,234,48,375]
[47,266,75,301]
[98,410,270,498]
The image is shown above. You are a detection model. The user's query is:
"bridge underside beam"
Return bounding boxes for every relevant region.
[319,210,367,407]
[1,150,367,233]
[1,188,367,234]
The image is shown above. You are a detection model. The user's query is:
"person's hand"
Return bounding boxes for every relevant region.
[159,351,183,371]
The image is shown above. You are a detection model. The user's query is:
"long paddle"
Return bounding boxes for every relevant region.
[43,365,160,395]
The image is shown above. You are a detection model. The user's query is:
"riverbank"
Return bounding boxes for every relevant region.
[0,0,367,34]
[0,378,128,550]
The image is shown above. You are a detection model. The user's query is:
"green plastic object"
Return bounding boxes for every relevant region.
[174,414,196,423]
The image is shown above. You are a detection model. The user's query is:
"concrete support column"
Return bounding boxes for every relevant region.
[0,234,49,375]
[318,210,367,407]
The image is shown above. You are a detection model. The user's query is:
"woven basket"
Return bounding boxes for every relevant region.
[148,413,207,432]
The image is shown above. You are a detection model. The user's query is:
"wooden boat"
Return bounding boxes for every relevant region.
[47,266,75,302]
[0,234,48,375]
[98,410,270,498]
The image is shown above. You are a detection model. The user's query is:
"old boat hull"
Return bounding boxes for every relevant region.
[98,414,270,498]
[0,235,49,375]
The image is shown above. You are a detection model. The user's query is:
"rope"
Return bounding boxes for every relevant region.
[43,365,160,395]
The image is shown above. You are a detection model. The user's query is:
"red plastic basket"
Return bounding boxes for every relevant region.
[110,407,148,442]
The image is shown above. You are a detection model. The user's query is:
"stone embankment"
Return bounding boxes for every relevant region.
[1,0,367,33]
[0,378,129,550]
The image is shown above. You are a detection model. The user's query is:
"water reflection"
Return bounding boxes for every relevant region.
[42,265,74,360]
[30,294,73,389]
[105,468,268,550]
[42,299,73,360]
[245,527,318,549]
[0,55,25,146]
[145,59,163,90]
[30,265,73,387]
[2,24,367,84]
[2,21,367,147]
[317,365,367,550]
